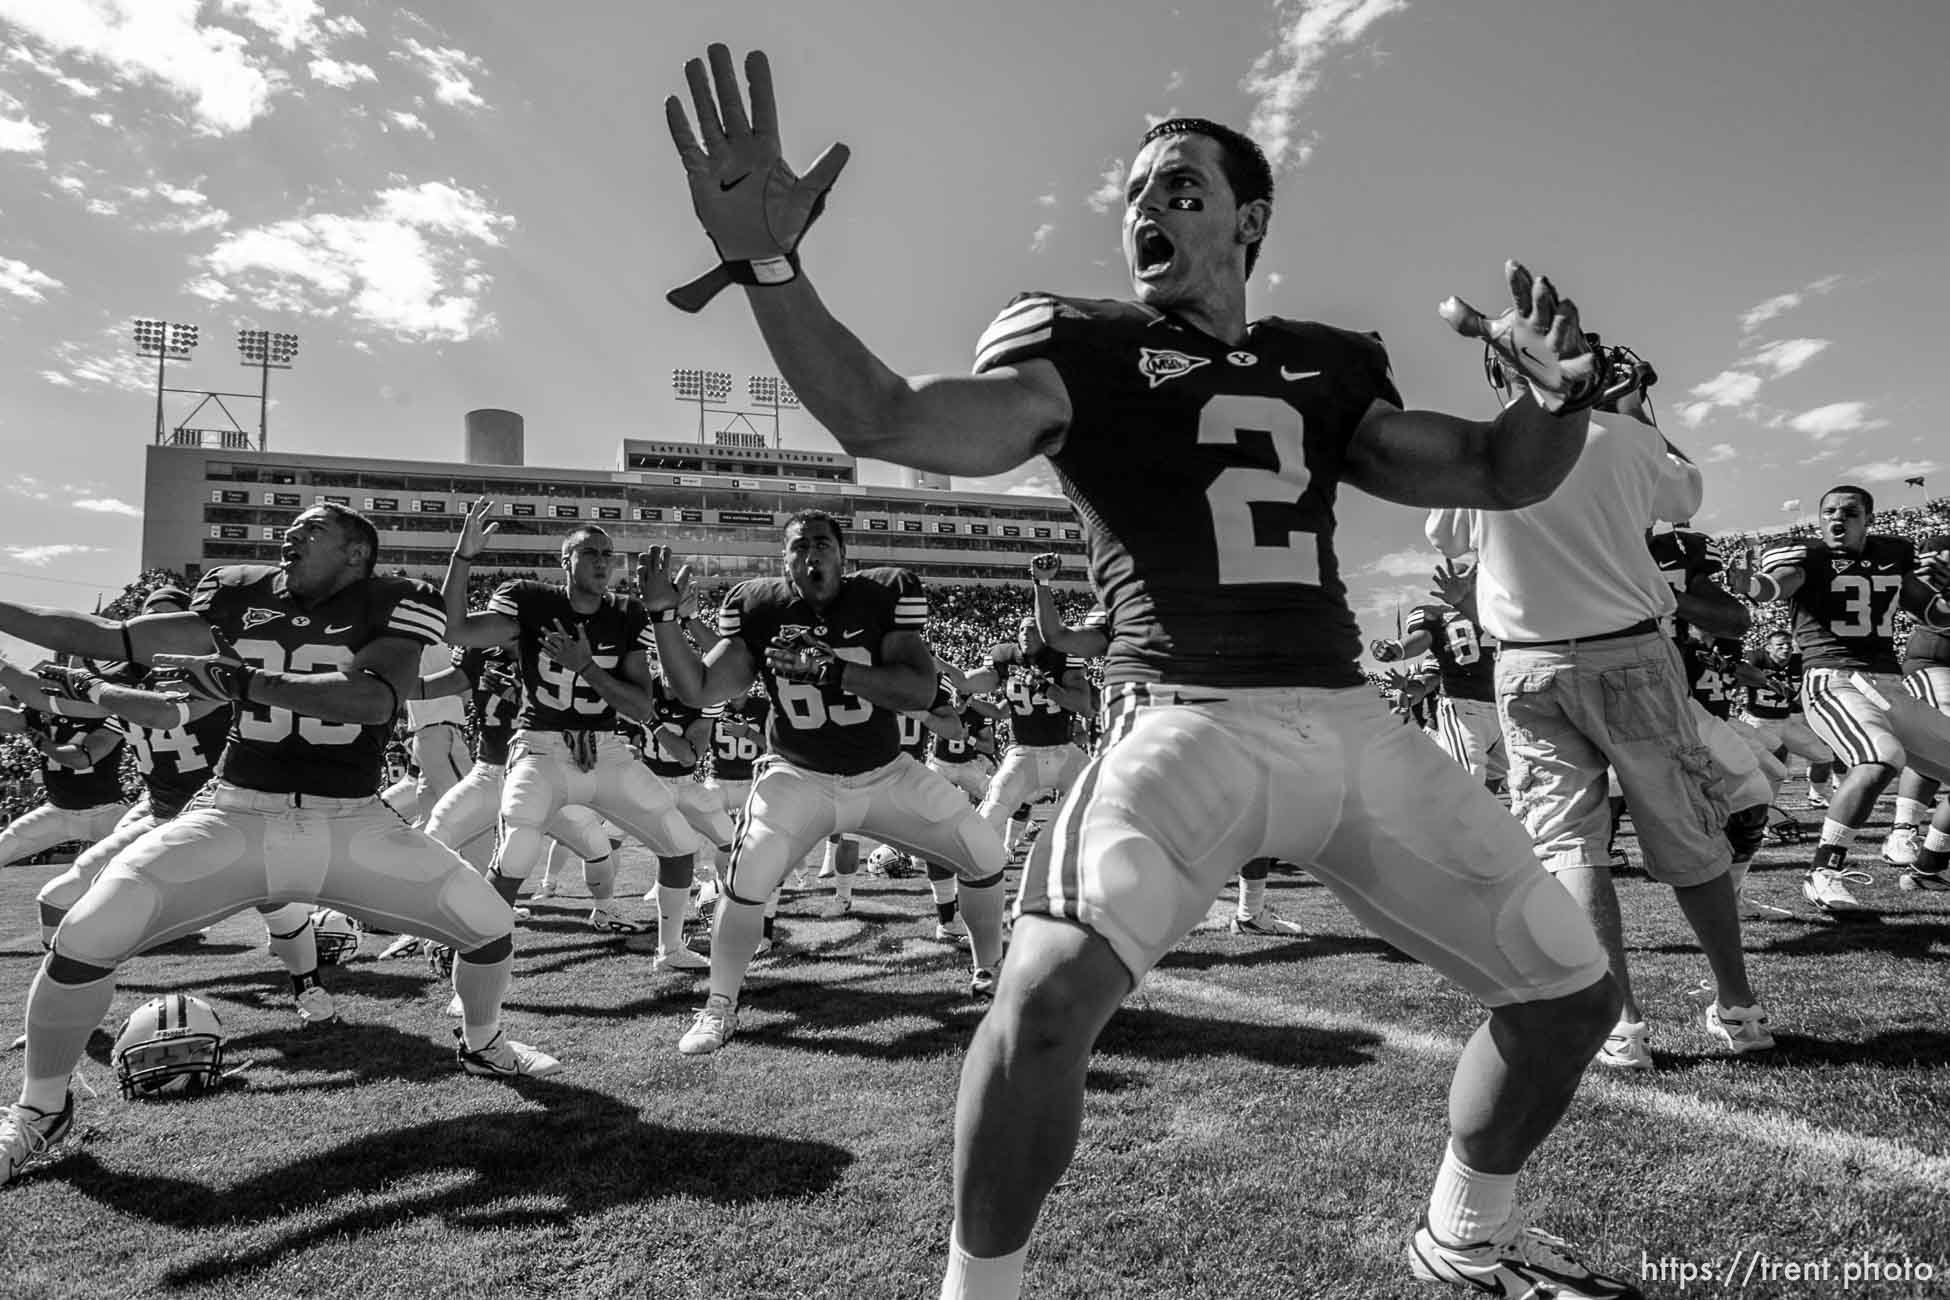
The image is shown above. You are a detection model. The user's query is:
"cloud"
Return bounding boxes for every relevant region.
[0,256,63,303]
[5,543,103,566]
[40,336,156,391]
[387,110,431,135]
[1242,0,1408,172]
[1737,274,1841,333]
[6,474,51,501]
[1788,401,1885,440]
[72,496,142,516]
[201,180,514,341]
[1745,337,1829,377]
[308,57,376,88]
[1845,459,1940,483]
[1367,547,1440,578]
[0,89,48,152]
[5,41,102,97]
[216,0,325,52]
[185,275,236,302]
[321,15,365,39]
[1702,443,1738,464]
[1164,69,1185,93]
[1036,192,1057,207]
[398,38,485,109]
[1029,223,1055,253]
[1678,370,1762,425]
[1085,158,1125,214]
[0,0,288,134]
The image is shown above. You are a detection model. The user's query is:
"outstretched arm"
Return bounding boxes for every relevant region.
[0,602,213,664]
[443,499,520,646]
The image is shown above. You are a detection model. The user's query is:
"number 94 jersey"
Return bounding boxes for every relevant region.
[974,293,1399,689]
[191,565,445,797]
[486,580,655,731]
[1764,537,1916,673]
[720,568,928,776]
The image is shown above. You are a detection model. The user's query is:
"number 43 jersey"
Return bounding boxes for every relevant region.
[192,565,445,797]
[486,580,655,731]
[1764,536,1917,673]
[974,293,1399,689]
[719,568,927,775]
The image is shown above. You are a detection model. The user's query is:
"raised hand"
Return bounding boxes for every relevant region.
[1028,553,1061,584]
[456,497,499,561]
[1430,558,1476,609]
[1720,547,1759,602]
[1368,637,1403,664]
[1439,261,1605,414]
[664,44,850,312]
[636,546,691,614]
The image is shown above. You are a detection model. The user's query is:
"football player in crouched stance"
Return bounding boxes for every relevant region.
[639,510,1010,1056]
[666,45,1634,1298]
[0,503,558,1189]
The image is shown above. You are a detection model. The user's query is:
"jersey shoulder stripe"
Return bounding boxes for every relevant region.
[973,295,1058,372]
[1405,605,1441,637]
[190,564,280,613]
[1761,544,1809,570]
[487,580,532,617]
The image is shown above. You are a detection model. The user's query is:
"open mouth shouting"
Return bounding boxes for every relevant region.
[1133,223,1177,280]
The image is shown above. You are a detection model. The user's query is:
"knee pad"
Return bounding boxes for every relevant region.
[36,864,90,913]
[45,950,115,986]
[258,901,313,939]
[1725,805,1769,861]
[460,933,513,965]
[583,853,617,894]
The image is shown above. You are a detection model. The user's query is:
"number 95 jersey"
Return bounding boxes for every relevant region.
[974,293,1398,689]
[486,580,655,731]
[720,568,928,775]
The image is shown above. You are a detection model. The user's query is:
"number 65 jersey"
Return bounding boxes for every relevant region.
[191,564,445,796]
[974,293,1399,689]
[719,568,927,775]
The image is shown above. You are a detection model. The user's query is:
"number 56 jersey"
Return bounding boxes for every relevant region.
[974,293,1399,689]
[719,568,927,775]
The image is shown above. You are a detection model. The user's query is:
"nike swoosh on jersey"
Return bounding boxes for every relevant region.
[1280,367,1322,381]
[325,623,355,634]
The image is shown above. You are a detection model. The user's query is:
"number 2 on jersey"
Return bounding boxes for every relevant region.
[1197,395,1319,587]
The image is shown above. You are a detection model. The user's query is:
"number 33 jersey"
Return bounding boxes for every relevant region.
[191,565,445,796]
[974,293,1400,689]
[486,580,654,731]
[719,568,927,775]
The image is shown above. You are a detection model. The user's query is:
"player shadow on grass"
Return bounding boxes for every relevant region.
[1154,931,1410,972]
[1650,1024,1950,1071]
[49,1065,854,1288]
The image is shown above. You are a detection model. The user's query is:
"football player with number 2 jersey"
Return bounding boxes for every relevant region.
[0,505,558,1190]
[443,508,705,970]
[638,511,1010,1055]
[670,51,1628,1300]
[1735,488,1950,911]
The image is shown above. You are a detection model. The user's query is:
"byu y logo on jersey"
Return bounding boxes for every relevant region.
[1137,348,1211,389]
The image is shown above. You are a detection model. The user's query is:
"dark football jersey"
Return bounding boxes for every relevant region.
[1743,648,1802,720]
[640,678,716,778]
[112,689,231,817]
[1679,638,1741,719]
[1764,536,1915,672]
[897,680,957,761]
[934,705,993,764]
[192,565,445,797]
[710,695,768,782]
[974,294,1399,688]
[34,713,127,810]
[989,642,1078,747]
[1648,527,1722,646]
[1405,604,1495,703]
[720,568,927,775]
[486,580,654,731]
[1902,532,1950,671]
[456,646,521,766]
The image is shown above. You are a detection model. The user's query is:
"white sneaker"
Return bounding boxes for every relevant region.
[295,984,337,1025]
[0,1092,76,1188]
[1595,1018,1652,1071]
[378,934,422,960]
[530,880,558,900]
[587,906,653,934]
[1230,904,1304,937]
[1898,866,1950,893]
[679,994,737,1056]
[933,917,971,946]
[970,967,997,1000]
[818,895,853,920]
[1881,825,1921,867]
[1699,994,1776,1054]
[1804,788,1829,808]
[446,993,464,1017]
[1803,866,1872,913]
[653,944,710,973]
[455,1028,561,1078]
[1408,1211,1640,1299]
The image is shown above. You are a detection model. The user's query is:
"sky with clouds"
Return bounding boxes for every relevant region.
[2,0,1945,655]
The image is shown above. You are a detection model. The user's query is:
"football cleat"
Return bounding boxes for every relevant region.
[1803,867,1872,914]
[653,945,711,973]
[310,908,362,965]
[818,895,853,920]
[1880,826,1920,867]
[530,880,559,900]
[1804,787,1830,809]
[587,906,653,935]
[679,994,738,1056]
[0,1092,76,1188]
[426,943,456,980]
[113,994,228,1099]
[454,1028,560,1079]
[933,917,971,947]
[1694,984,1776,1054]
[1230,905,1304,937]
[377,934,423,960]
[294,984,338,1026]
[1898,867,1950,893]
[1596,1019,1652,1072]
[970,967,998,1000]
[1409,1212,1642,1298]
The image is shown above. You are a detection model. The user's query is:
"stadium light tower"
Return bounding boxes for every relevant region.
[237,329,299,450]
[131,318,199,442]
[671,367,733,444]
[748,374,799,448]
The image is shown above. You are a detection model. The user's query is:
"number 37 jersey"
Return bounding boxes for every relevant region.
[974,293,1399,689]
[1764,537,1917,673]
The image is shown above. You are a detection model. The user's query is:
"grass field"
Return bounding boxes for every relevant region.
[1,782,1946,1299]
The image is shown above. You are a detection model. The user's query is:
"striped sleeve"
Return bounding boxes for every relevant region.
[973,294,1059,374]
[890,569,929,629]
[718,600,743,639]
[386,586,447,646]
[700,702,725,720]
[190,567,224,615]
[1760,544,1808,572]
[1082,606,1109,631]
[486,581,521,618]
[1404,606,1440,638]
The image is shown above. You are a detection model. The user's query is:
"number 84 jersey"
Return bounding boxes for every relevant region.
[720,568,928,775]
[974,293,1399,689]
